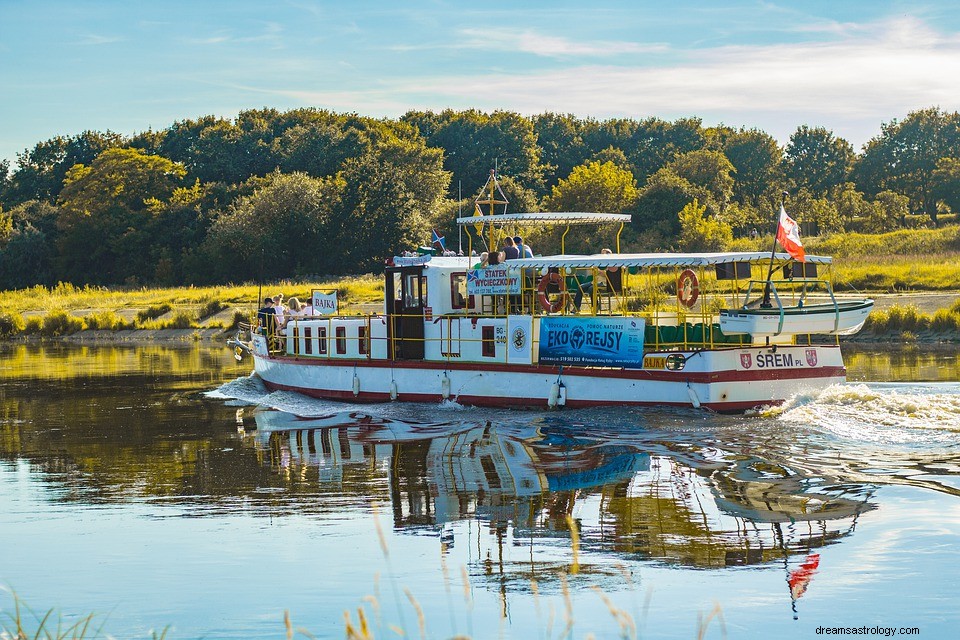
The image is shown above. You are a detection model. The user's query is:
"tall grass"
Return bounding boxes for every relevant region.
[862,302,960,337]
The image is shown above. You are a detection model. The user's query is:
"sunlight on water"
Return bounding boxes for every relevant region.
[777,383,960,444]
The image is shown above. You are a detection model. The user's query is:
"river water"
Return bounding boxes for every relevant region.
[1,343,958,639]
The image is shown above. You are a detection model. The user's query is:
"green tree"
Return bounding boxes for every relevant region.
[784,126,853,197]
[543,161,639,213]
[868,190,910,233]
[854,107,960,224]
[56,148,186,284]
[337,138,451,271]
[718,128,783,206]
[203,172,344,282]
[664,149,735,210]
[4,131,125,206]
[403,109,542,196]
[678,198,732,252]
[532,113,590,192]
[931,156,960,214]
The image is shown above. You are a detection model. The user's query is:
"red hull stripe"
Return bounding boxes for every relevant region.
[262,354,845,385]
[260,380,798,413]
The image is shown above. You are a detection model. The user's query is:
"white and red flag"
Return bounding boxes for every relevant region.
[776,204,806,262]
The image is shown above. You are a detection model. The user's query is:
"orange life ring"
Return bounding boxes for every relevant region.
[537,272,568,313]
[677,269,699,308]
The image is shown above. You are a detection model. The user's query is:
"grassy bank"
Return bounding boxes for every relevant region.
[0,275,383,340]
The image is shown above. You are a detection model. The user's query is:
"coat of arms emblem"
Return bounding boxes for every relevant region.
[740,353,752,369]
[805,349,818,367]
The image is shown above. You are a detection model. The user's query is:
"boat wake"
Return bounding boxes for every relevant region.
[776,382,960,446]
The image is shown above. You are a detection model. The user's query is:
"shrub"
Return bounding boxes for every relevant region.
[0,311,26,339]
[41,310,84,336]
[135,303,172,323]
[197,299,226,320]
[84,310,133,331]
[161,311,196,330]
[23,316,43,334]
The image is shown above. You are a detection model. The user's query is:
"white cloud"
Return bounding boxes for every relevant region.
[276,16,959,147]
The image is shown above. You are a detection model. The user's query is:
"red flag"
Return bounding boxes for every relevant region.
[776,205,805,262]
[788,553,820,600]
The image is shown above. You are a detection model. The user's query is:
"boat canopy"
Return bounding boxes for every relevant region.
[456,211,632,226]
[505,251,833,270]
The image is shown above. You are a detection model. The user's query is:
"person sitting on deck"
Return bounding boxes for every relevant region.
[570,271,594,312]
[279,297,305,335]
[501,236,520,261]
[514,235,534,259]
[473,251,489,269]
[256,297,277,338]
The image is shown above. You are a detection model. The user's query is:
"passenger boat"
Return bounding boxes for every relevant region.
[233,189,872,412]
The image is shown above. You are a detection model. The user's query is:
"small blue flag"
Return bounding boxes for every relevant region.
[431,228,446,250]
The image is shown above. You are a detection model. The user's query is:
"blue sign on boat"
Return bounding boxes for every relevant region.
[538,317,646,368]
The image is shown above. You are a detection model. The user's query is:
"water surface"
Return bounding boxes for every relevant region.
[1,343,958,638]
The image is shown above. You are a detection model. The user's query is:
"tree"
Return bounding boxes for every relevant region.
[403,109,543,197]
[4,131,125,206]
[56,148,186,284]
[931,157,960,214]
[337,137,451,271]
[203,172,345,282]
[532,113,590,193]
[664,149,735,210]
[868,190,910,233]
[719,128,783,206]
[854,107,960,224]
[784,126,853,197]
[543,161,639,214]
[678,199,732,252]
[634,169,704,237]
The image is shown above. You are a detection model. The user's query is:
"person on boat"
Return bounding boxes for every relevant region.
[487,249,501,266]
[514,235,534,259]
[256,297,277,337]
[272,293,286,327]
[600,248,622,294]
[571,271,594,312]
[279,297,305,335]
[502,236,520,261]
[473,251,489,269]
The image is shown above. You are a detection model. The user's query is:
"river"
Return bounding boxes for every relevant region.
[1,343,958,639]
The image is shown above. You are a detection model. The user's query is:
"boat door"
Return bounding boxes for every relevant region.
[386,267,426,359]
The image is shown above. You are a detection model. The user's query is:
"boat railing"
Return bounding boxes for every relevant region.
[257,308,756,364]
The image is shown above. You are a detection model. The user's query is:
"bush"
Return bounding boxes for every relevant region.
[197,298,226,320]
[0,311,26,339]
[135,303,172,323]
[23,317,42,334]
[83,310,134,331]
[41,310,84,336]
[161,311,196,329]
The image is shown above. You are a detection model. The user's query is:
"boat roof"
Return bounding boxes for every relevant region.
[456,211,632,226]
[506,251,832,269]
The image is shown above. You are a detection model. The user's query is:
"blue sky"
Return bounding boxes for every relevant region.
[2,0,959,168]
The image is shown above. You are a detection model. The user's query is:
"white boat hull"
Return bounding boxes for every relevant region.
[719,301,873,337]
[252,344,845,412]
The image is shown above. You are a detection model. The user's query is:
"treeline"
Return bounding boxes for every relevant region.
[1,107,960,289]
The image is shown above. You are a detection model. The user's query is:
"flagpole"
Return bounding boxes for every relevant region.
[761,191,788,308]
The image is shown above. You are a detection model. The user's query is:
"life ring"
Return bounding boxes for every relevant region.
[677,269,699,308]
[537,272,568,313]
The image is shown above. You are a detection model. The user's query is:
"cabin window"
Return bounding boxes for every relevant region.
[403,274,425,307]
[335,326,347,354]
[304,327,312,355]
[482,325,495,357]
[451,272,468,309]
[318,327,327,354]
[358,326,368,355]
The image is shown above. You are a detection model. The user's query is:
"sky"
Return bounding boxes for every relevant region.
[2,0,960,169]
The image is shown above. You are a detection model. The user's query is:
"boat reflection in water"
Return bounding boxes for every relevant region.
[251,408,872,605]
